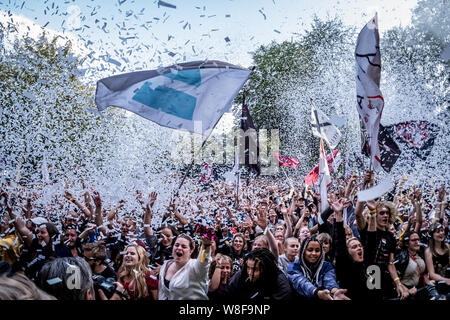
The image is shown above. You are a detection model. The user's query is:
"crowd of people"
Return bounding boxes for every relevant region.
[0,170,448,301]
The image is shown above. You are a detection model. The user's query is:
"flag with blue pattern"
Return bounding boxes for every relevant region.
[95,60,251,136]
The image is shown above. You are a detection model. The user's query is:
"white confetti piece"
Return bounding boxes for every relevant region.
[46,277,62,285]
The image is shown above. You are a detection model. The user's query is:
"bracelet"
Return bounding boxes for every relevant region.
[114,289,129,300]
[313,289,319,299]
[368,209,376,214]
[393,277,400,282]
[70,197,75,202]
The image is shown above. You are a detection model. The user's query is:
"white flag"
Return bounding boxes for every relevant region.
[311,104,342,149]
[234,145,240,192]
[355,14,384,172]
[95,60,251,137]
[319,139,331,211]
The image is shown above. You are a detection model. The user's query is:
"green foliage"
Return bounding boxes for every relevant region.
[0,26,120,182]
[234,16,355,174]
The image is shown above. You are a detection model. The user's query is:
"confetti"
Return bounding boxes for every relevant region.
[258,9,266,20]
[157,1,176,9]
[46,277,63,285]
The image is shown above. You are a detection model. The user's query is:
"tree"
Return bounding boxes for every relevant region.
[234,17,356,175]
[0,25,119,184]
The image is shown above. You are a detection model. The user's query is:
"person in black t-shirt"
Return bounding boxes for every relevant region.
[356,196,410,300]
[83,242,117,280]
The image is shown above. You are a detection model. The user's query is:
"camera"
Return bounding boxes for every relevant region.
[92,274,116,299]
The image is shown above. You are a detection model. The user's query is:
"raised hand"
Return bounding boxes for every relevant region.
[92,191,102,208]
[366,199,377,211]
[437,185,446,202]
[256,204,268,230]
[64,190,73,200]
[330,198,345,214]
[149,192,158,207]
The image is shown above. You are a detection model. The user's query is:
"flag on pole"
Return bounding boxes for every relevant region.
[240,96,261,175]
[311,103,342,149]
[319,139,331,211]
[200,162,213,183]
[305,149,339,186]
[355,14,384,172]
[95,60,251,137]
[273,151,300,170]
[234,145,240,193]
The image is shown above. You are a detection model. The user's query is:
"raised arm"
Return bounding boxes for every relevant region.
[143,192,157,236]
[365,200,377,232]
[344,175,358,199]
[173,204,189,226]
[92,191,103,227]
[435,185,447,223]
[83,192,94,220]
[1,191,33,247]
[293,207,309,238]
[65,190,92,220]
[411,188,423,234]
[281,206,293,238]
[354,172,373,232]
[255,203,279,257]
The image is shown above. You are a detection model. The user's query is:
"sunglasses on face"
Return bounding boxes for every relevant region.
[84,257,97,261]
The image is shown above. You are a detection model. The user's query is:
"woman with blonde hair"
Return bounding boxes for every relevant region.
[117,244,158,300]
[208,255,234,300]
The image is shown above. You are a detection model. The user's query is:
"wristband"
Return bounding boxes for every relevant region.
[70,197,75,202]
[114,289,129,300]
[368,209,376,214]
[313,289,319,299]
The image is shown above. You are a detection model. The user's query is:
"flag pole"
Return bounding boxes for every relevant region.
[310,97,336,164]
[175,135,209,194]
[174,68,254,195]
[282,168,294,189]
[234,145,240,209]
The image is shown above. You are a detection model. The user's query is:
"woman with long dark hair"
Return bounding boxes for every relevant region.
[333,197,379,300]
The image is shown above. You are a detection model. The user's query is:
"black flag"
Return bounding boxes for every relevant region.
[361,124,402,173]
[378,124,402,172]
[384,120,439,160]
[240,95,260,176]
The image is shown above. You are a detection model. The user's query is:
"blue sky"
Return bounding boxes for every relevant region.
[0,0,419,69]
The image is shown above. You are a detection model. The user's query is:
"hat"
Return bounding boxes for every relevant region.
[30,217,48,226]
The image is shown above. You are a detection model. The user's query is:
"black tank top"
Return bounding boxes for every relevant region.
[433,250,449,277]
